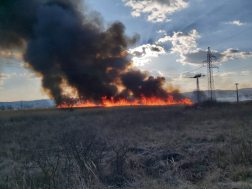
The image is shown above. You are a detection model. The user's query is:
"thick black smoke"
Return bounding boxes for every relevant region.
[0,0,182,105]
[121,70,168,99]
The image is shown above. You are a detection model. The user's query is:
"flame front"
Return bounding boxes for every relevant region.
[57,94,193,108]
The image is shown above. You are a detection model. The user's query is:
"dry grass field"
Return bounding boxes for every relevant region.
[0,101,252,189]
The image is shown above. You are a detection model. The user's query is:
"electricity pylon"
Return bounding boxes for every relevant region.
[235,83,239,103]
[203,47,218,101]
[190,73,205,103]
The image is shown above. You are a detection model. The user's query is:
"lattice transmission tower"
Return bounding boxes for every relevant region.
[203,47,218,101]
[190,74,205,103]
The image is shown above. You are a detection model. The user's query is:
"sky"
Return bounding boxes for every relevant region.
[0,0,252,102]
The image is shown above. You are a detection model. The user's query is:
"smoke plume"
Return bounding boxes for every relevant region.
[0,0,182,105]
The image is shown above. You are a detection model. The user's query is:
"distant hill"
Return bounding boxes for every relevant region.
[1,88,252,110]
[182,88,252,102]
[0,99,55,110]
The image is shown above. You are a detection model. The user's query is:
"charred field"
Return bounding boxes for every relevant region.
[0,101,252,189]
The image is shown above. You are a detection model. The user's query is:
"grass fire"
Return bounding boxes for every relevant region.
[1,0,252,189]
[0,0,191,108]
[57,95,193,108]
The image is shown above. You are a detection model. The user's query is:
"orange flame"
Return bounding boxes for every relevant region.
[57,94,193,108]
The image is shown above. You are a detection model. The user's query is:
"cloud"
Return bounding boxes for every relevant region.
[0,51,22,60]
[218,72,238,77]
[122,0,188,22]
[148,69,173,82]
[0,51,23,67]
[157,30,166,33]
[223,20,244,26]
[155,29,252,65]
[0,73,12,80]
[241,71,251,75]
[179,48,252,65]
[179,71,193,79]
[178,48,217,65]
[148,69,164,76]
[129,44,166,66]
[156,29,200,53]
[22,73,41,80]
[0,72,16,87]
[220,48,252,62]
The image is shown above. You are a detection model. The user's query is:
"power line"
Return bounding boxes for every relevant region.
[219,65,252,73]
[186,26,252,79]
[0,63,24,69]
[212,25,252,47]
[219,74,252,78]
[186,66,204,73]
[186,73,252,78]
[0,62,91,74]
[1,61,252,78]
[0,60,206,77]
[2,61,251,79]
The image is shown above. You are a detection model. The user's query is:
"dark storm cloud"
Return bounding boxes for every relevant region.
[0,0,176,105]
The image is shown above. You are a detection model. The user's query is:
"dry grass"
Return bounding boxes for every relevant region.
[0,101,252,188]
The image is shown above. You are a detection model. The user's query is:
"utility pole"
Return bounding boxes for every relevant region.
[235,83,239,103]
[190,74,205,103]
[21,100,22,110]
[203,47,218,101]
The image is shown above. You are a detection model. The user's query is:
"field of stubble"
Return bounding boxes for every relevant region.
[0,101,252,189]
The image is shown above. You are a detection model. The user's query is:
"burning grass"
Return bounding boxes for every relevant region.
[57,95,193,108]
[0,102,252,188]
